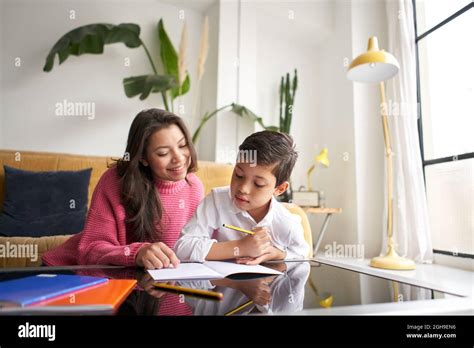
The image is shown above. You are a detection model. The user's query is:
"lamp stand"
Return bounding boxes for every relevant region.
[370,82,416,270]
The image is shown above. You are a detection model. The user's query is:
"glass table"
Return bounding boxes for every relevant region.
[0,261,458,316]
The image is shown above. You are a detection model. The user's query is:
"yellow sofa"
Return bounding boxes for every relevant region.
[0,149,312,267]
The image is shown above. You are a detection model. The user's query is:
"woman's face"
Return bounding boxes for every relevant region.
[143,124,191,182]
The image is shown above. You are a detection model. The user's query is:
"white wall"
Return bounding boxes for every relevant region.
[211,0,335,167]
[0,0,206,156]
[309,0,360,250]
[236,0,259,148]
[351,0,389,258]
[214,0,240,162]
[195,1,220,161]
[254,0,333,193]
[255,24,322,190]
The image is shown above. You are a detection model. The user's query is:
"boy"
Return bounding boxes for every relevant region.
[175,131,309,264]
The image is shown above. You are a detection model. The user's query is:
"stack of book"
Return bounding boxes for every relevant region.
[0,274,136,314]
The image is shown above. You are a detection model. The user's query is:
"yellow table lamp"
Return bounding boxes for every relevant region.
[307,148,329,192]
[347,37,416,270]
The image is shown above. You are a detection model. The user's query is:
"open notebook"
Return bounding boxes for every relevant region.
[148,261,282,281]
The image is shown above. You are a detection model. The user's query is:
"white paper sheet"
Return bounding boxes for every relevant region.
[147,261,282,281]
[148,263,222,281]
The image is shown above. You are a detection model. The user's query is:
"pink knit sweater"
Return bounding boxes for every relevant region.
[42,166,204,266]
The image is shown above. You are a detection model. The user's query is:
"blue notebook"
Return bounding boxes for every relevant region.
[0,274,108,307]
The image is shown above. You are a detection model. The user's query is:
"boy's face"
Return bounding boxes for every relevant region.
[230,162,288,217]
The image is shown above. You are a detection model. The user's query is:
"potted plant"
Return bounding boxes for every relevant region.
[43,19,193,111]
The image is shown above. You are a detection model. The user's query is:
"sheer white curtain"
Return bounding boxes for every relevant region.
[384,0,433,263]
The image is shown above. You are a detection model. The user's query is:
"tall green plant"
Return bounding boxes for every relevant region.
[191,103,278,143]
[192,69,298,143]
[279,69,298,134]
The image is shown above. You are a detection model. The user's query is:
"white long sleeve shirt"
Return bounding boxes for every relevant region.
[174,186,309,262]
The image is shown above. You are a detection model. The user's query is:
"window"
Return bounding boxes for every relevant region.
[413,1,473,258]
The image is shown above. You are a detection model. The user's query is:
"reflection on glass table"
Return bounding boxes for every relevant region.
[302,263,450,311]
[179,262,310,316]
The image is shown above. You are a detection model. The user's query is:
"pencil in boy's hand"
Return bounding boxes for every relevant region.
[222,224,255,235]
[153,282,224,300]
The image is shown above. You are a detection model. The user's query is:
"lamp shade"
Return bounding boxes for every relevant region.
[315,148,329,167]
[347,37,399,83]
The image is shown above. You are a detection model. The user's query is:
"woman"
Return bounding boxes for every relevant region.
[42,109,203,269]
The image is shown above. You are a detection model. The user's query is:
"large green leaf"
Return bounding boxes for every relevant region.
[123,74,177,100]
[231,103,279,131]
[157,19,190,99]
[157,19,178,78]
[44,23,142,72]
[171,73,190,99]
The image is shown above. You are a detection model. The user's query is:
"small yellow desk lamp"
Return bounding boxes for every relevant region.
[347,36,415,270]
[307,148,330,192]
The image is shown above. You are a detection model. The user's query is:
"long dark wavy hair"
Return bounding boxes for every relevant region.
[113,109,198,243]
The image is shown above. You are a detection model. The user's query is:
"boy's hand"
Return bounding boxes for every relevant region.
[236,276,276,306]
[236,246,286,265]
[238,227,273,258]
[136,242,180,269]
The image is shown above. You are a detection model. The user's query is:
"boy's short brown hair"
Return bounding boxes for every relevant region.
[238,131,298,186]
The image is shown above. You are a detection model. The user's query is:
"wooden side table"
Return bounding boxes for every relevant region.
[302,207,342,255]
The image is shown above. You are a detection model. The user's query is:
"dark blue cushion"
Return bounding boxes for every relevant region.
[0,166,92,237]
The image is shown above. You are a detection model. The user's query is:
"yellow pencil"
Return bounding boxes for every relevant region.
[222,224,255,235]
[224,300,254,316]
[153,283,224,300]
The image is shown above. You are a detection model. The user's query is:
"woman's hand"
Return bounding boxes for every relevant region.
[238,227,273,258]
[138,272,175,299]
[135,242,180,269]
